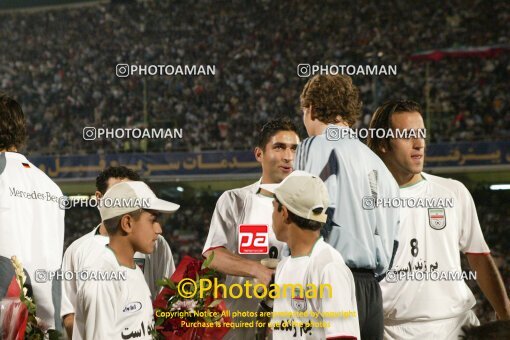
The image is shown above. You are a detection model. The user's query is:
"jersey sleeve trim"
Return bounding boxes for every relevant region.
[202,246,226,257]
[464,251,491,255]
[327,335,357,340]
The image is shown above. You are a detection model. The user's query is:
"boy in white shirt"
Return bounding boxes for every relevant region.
[73,181,179,339]
[263,171,360,340]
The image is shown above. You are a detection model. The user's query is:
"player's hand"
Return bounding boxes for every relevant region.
[255,265,275,286]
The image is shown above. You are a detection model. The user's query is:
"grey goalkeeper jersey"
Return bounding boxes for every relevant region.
[295,125,400,276]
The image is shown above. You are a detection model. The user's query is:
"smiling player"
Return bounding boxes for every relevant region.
[368,99,510,339]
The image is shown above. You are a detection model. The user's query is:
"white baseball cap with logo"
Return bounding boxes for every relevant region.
[99,181,180,221]
[260,170,329,223]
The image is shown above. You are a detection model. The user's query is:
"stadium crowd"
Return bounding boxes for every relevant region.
[0,0,509,156]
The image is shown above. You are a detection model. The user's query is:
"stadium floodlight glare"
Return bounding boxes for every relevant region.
[489,184,510,191]
[176,186,184,192]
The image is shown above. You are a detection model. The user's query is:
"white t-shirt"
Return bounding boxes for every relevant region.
[271,237,360,339]
[202,180,285,340]
[61,225,175,318]
[380,173,490,322]
[73,245,154,340]
[0,152,65,330]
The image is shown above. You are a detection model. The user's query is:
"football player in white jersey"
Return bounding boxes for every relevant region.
[61,166,175,338]
[73,181,180,339]
[295,75,400,339]
[367,99,510,339]
[262,171,360,340]
[202,118,300,340]
[0,93,65,332]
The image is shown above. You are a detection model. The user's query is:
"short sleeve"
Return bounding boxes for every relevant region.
[202,191,238,254]
[74,279,119,339]
[319,264,360,339]
[60,246,77,317]
[457,183,490,254]
[152,236,175,298]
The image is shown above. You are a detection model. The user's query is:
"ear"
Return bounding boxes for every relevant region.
[119,214,133,234]
[95,191,102,201]
[254,146,264,163]
[282,205,291,224]
[309,104,317,121]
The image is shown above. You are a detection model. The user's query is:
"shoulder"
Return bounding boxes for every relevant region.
[422,172,470,197]
[153,235,172,253]
[217,182,257,204]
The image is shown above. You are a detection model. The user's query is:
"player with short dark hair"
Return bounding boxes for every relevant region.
[202,117,300,340]
[295,74,400,339]
[0,93,65,332]
[368,99,510,339]
[263,171,360,339]
[95,166,141,195]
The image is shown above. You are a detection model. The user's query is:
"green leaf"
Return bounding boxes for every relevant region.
[207,299,222,308]
[155,317,165,327]
[202,252,214,269]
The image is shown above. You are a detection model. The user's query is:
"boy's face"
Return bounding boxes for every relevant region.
[271,199,287,242]
[128,210,162,254]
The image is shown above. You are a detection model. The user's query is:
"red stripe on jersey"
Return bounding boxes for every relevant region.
[465,252,491,255]
[22,162,30,168]
[327,336,357,340]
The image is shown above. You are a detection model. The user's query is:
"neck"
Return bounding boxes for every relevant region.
[287,227,321,257]
[316,121,349,136]
[108,237,136,268]
[395,172,422,187]
[99,223,108,236]
[0,147,17,152]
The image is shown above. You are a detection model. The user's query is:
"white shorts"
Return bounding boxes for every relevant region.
[384,310,479,340]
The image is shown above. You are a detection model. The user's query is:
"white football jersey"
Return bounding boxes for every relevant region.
[271,237,360,339]
[73,245,154,340]
[380,173,490,321]
[0,152,65,330]
[202,180,285,340]
[61,225,175,318]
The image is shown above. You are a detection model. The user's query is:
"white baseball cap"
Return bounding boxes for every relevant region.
[260,171,329,223]
[99,181,180,221]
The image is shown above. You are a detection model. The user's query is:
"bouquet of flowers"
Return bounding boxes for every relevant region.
[0,256,47,340]
[152,253,231,339]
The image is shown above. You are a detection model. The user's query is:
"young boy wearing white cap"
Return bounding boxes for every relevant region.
[73,181,179,340]
[263,171,360,340]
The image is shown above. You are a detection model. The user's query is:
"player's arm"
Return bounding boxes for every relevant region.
[60,247,77,338]
[457,182,510,319]
[202,191,273,285]
[467,254,510,320]
[203,247,274,285]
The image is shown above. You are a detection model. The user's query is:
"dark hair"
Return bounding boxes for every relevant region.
[96,166,141,194]
[275,196,324,231]
[256,117,298,150]
[103,209,143,235]
[367,99,423,156]
[461,320,510,340]
[0,93,26,150]
[300,75,362,127]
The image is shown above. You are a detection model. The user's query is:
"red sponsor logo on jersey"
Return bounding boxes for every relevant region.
[238,224,269,254]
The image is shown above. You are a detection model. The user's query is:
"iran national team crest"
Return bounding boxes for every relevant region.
[291,288,307,311]
[428,208,446,230]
